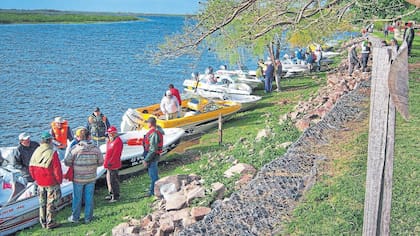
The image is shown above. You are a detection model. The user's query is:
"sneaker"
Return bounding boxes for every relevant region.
[46,222,61,229]
[104,195,112,200]
[108,198,118,203]
[68,216,79,223]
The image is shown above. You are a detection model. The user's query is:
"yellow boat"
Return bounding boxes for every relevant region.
[120,97,241,135]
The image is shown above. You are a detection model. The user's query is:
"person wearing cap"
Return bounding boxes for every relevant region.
[64,127,88,159]
[143,117,165,197]
[168,84,182,118]
[50,116,73,160]
[87,107,111,146]
[264,58,274,93]
[103,126,123,202]
[65,128,103,224]
[160,90,180,120]
[29,131,63,229]
[15,132,40,182]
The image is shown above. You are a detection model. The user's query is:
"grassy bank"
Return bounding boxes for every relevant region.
[0,11,141,24]
[19,75,325,235]
[284,34,420,234]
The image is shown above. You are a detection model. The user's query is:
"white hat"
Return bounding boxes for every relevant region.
[166,90,172,96]
[18,132,30,140]
[54,116,65,123]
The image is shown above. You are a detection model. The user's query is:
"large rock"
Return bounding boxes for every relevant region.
[211,182,225,199]
[235,173,254,189]
[224,163,256,178]
[165,192,187,211]
[154,175,190,198]
[159,218,175,235]
[185,186,205,203]
[190,207,211,221]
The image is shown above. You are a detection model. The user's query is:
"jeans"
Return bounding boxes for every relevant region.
[72,182,95,222]
[147,161,159,195]
[264,77,272,93]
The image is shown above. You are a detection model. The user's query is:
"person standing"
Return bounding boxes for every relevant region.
[50,116,73,160]
[143,117,164,197]
[160,90,180,120]
[274,59,282,92]
[65,129,103,224]
[361,41,371,72]
[87,107,111,146]
[168,84,182,118]
[29,131,63,229]
[255,59,266,82]
[403,22,415,56]
[264,58,274,93]
[104,126,122,203]
[314,48,323,72]
[348,45,360,76]
[15,132,39,182]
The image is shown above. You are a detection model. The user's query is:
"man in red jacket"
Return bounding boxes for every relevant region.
[29,131,63,229]
[104,126,123,202]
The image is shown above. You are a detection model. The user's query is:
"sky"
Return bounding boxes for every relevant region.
[0,0,200,15]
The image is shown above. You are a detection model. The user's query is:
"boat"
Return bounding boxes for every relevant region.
[183,74,253,96]
[189,91,262,112]
[120,97,241,135]
[215,68,263,89]
[0,147,106,235]
[99,128,185,168]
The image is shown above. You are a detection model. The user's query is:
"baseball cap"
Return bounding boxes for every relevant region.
[54,116,65,123]
[18,132,30,140]
[94,107,100,112]
[146,117,157,124]
[41,131,52,140]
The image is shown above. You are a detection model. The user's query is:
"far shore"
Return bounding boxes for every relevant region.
[0,10,145,24]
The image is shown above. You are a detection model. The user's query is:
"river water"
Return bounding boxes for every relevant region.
[0,16,226,147]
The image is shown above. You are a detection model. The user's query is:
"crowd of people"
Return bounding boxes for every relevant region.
[2,102,167,230]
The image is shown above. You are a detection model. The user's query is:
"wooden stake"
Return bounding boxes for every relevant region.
[218,113,223,145]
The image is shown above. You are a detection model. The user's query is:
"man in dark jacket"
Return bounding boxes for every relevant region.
[143,117,164,197]
[104,126,123,203]
[15,132,39,182]
[264,58,274,93]
[29,131,63,229]
[348,45,360,76]
[403,22,415,56]
[87,107,111,146]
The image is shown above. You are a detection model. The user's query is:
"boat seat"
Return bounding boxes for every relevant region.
[7,181,26,203]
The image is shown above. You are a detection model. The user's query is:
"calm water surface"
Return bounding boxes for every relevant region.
[0,16,226,146]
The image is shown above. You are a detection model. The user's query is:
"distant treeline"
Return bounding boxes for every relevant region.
[0,12,141,24]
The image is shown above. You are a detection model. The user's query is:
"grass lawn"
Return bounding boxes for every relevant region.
[18,74,326,235]
[284,32,420,235]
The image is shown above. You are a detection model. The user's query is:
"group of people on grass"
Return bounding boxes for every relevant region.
[2,107,164,230]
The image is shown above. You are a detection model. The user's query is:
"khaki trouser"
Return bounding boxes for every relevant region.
[38,185,61,227]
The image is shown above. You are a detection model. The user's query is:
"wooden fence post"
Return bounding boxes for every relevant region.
[218,113,223,145]
[362,47,395,236]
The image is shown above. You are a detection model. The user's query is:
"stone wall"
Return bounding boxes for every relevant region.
[179,80,371,235]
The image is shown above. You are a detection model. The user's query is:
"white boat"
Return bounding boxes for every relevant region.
[99,128,185,168]
[183,75,253,96]
[215,69,263,89]
[0,147,106,235]
[189,91,262,112]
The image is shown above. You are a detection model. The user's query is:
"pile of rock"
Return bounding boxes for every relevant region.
[112,166,255,236]
[286,59,370,132]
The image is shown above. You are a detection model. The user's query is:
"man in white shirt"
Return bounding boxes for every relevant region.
[160,90,180,120]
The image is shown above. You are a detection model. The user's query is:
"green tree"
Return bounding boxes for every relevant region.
[157,0,417,64]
